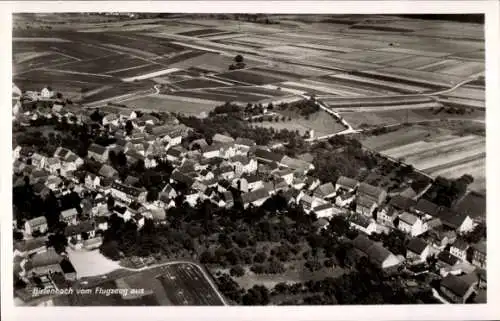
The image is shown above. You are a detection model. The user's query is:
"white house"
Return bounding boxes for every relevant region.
[398,212,425,237]
[40,87,54,99]
[450,239,469,261]
[60,208,78,225]
[335,176,359,193]
[25,216,48,236]
[312,203,336,218]
[350,215,377,235]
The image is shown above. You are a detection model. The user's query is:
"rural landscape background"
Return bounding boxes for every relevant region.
[12,13,486,306]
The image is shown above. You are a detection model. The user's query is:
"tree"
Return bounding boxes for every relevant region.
[146,188,159,202]
[234,54,244,63]
[230,265,245,277]
[107,196,115,210]
[125,120,134,136]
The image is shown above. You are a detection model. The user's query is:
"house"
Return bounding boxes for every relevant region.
[355,195,377,217]
[234,137,256,153]
[335,176,359,193]
[212,133,235,144]
[437,251,460,270]
[246,174,264,191]
[160,184,177,200]
[450,239,470,265]
[60,208,78,225]
[87,144,109,163]
[83,237,103,250]
[406,238,431,264]
[98,164,118,179]
[453,191,486,224]
[40,86,54,99]
[23,248,62,277]
[170,171,194,188]
[377,206,398,227]
[31,153,47,169]
[427,229,457,250]
[95,216,109,231]
[313,182,336,199]
[14,237,48,257]
[229,155,258,176]
[471,242,486,269]
[138,114,160,126]
[254,148,283,164]
[388,195,416,212]
[436,208,474,234]
[85,173,101,189]
[44,157,61,174]
[350,214,377,235]
[305,176,321,191]
[215,165,235,181]
[65,221,97,247]
[439,274,477,304]
[352,234,401,269]
[118,110,137,121]
[166,147,183,162]
[185,189,201,207]
[397,212,424,237]
[311,203,336,218]
[25,216,48,236]
[45,175,63,191]
[102,113,119,126]
[357,183,387,205]
[145,155,158,169]
[280,155,314,173]
[222,191,234,209]
[297,192,326,213]
[201,144,221,159]
[60,258,77,281]
[241,188,270,209]
[335,192,355,208]
[413,199,440,219]
[111,182,147,204]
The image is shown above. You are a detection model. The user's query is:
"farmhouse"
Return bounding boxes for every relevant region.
[313,182,336,199]
[311,203,336,218]
[355,195,377,217]
[350,214,377,235]
[65,221,97,246]
[110,182,147,204]
[439,274,477,304]
[241,188,270,209]
[352,234,400,269]
[377,206,398,227]
[335,192,355,208]
[87,144,109,163]
[25,216,48,236]
[335,176,358,193]
[406,237,430,264]
[471,242,486,269]
[98,164,118,179]
[14,237,48,257]
[60,208,78,225]
[254,148,283,164]
[397,212,424,236]
[413,199,440,219]
[450,239,469,261]
[436,208,474,234]
[357,183,387,205]
[235,137,256,152]
[23,248,62,277]
[388,195,416,212]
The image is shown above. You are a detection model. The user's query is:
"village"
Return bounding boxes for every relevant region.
[12,81,486,306]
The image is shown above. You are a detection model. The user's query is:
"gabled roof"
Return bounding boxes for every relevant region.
[27,248,62,268]
[124,175,140,186]
[61,208,78,219]
[64,221,96,236]
[350,214,372,228]
[336,176,359,189]
[352,234,396,266]
[451,239,469,251]
[312,202,334,212]
[314,182,335,197]
[356,195,376,208]
[111,182,145,197]
[27,216,47,228]
[14,237,48,253]
[438,251,459,266]
[212,133,235,143]
[245,174,262,184]
[407,238,428,255]
[202,144,221,153]
[241,188,270,204]
[399,212,419,225]
[436,208,469,229]
[88,143,107,156]
[453,191,486,220]
[255,148,284,163]
[171,171,194,186]
[235,137,256,147]
[280,155,312,170]
[414,199,440,216]
[99,164,118,178]
[441,274,475,298]
[389,195,416,211]
[357,183,386,201]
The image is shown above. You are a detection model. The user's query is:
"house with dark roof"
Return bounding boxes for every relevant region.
[471,242,486,269]
[355,195,377,217]
[65,221,97,247]
[406,238,430,264]
[222,191,234,208]
[388,195,416,212]
[311,203,336,218]
[14,237,48,257]
[254,148,284,164]
[23,248,63,277]
[436,208,474,234]
[280,156,314,172]
[437,251,460,270]
[170,170,195,188]
[60,258,77,281]
[60,208,78,226]
[453,191,486,223]
[413,199,440,219]
[450,239,469,262]
[357,182,387,205]
[397,212,424,236]
[110,182,147,204]
[350,214,377,235]
[335,192,355,208]
[377,205,398,227]
[439,274,477,304]
[241,188,271,209]
[87,143,109,163]
[352,234,401,269]
[235,137,256,153]
[335,176,359,193]
[245,174,264,192]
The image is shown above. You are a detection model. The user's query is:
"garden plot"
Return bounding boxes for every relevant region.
[439,61,484,77]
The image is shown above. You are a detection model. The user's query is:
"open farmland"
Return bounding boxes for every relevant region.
[361,124,486,192]
[121,94,221,115]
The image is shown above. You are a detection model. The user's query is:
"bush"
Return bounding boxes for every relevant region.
[230,265,246,277]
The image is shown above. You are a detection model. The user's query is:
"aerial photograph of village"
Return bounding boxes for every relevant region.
[12,13,486,306]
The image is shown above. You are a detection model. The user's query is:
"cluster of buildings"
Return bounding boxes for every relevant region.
[12,89,486,305]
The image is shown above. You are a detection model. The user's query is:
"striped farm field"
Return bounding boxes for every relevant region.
[361,126,442,151]
[57,54,149,74]
[122,94,221,115]
[387,56,443,69]
[323,73,430,94]
[171,77,233,90]
[215,69,287,85]
[262,45,332,57]
[333,50,414,64]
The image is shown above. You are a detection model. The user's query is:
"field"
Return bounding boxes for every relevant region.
[361,124,486,192]
[121,94,221,115]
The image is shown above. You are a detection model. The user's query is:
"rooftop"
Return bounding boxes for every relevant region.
[406,237,428,255]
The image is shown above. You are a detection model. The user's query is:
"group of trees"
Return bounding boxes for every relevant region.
[423,174,474,208]
[229,54,246,70]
